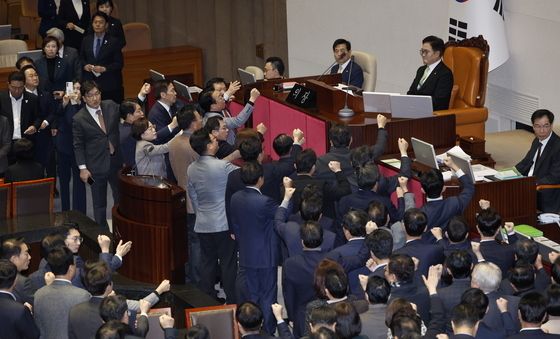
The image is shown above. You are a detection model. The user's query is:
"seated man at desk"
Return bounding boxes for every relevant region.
[407,35,453,110]
[329,38,364,89]
[264,56,285,80]
[515,109,560,213]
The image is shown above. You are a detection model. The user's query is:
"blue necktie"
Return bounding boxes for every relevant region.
[94,38,101,58]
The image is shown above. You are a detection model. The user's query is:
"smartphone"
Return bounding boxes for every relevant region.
[500,227,509,244]
[66,81,74,95]
[87,177,95,185]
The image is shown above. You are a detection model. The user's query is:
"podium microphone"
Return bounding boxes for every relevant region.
[129,145,155,176]
[338,55,355,117]
[316,59,339,83]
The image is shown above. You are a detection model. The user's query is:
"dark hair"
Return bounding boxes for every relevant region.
[476,208,502,237]
[515,238,539,265]
[296,149,317,173]
[197,90,215,113]
[300,184,323,203]
[385,298,415,327]
[509,263,535,292]
[350,145,372,168]
[531,109,554,124]
[40,233,65,259]
[265,56,285,76]
[91,11,109,23]
[20,64,37,77]
[47,246,74,276]
[553,256,560,284]
[186,324,210,339]
[96,0,114,11]
[403,208,428,237]
[1,238,24,260]
[422,35,445,55]
[308,305,337,326]
[0,259,17,289]
[272,134,294,157]
[367,200,389,228]
[301,197,323,221]
[41,35,60,53]
[546,284,560,317]
[366,229,393,260]
[81,80,99,97]
[204,77,226,91]
[451,303,479,329]
[332,38,351,51]
[420,169,444,199]
[445,250,472,279]
[96,320,131,339]
[204,116,223,135]
[100,294,128,322]
[12,138,35,161]
[460,288,489,320]
[366,276,390,304]
[328,124,351,148]
[309,327,337,339]
[119,100,137,120]
[189,129,212,156]
[177,104,198,130]
[334,301,361,339]
[447,216,469,242]
[240,162,263,186]
[518,292,547,324]
[236,301,263,332]
[153,79,172,101]
[301,221,323,249]
[342,209,368,237]
[8,71,25,83]
[325,270,348,299]
[16,56,34,70]
[388,254,415,283]
[390,310,422,337]
[314,259,345,299]
[238,136,262,161]
[84,260,112,296]
[130,117,149,141]
[356,163,379,190]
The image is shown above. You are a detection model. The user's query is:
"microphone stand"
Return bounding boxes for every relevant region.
[338,56,355,117]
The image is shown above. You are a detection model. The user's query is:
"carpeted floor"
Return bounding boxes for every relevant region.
[485,129,534,169]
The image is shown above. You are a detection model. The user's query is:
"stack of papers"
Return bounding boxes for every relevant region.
[380,158,401,169]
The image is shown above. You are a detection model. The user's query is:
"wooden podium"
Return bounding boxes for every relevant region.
[112,171,187,284]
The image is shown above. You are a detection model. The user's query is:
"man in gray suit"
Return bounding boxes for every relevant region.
[34,246,90,339]
[1,238,34,304]
[73,80,121,229]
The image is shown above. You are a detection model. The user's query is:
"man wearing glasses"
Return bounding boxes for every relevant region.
[516,109,560,213]
[407,35,454,111]
[73,80,121,229]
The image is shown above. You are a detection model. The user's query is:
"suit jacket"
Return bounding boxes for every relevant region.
[481,291,520,334]
[0,115,12,173]
[230,188,281,268]
[421,173,475,230]
[68,296,104,339]
[330,59,364,88]
[4,160,44,183]
[394,238,444,276]
[38,0,57,37]
[389,281,431,324]
[360,304,388,339]
[168,131,199,214]
[80,33,123,92]
[478,239,516,276]
[327,238,365,260]
[57,0,91,50]
[12,273,34,305]
[315,128,388,188]
[34,279,91,339]
[73,100,122,175]
[119,122,135,168]
[338,189,404,224]
[61,45,82,81]
[56,101,82,155]
[507,329,560,339]
[282,250,327,337]
[515,132,560,212]
[35,56,74,93]
[407,61,454,111]
[241,322,293,339]
[347,264,386,299]
[148,101,179,144]
[87,16,126,48]
[437,278,471,331]
[0,292,40,339]
[0,90,41,139]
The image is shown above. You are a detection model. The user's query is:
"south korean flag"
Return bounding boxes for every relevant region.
[448,0,509,71]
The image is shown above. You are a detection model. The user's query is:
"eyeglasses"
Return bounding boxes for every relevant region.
[533,124,551,130]
[68,236,83,243]
[85,91,101,98]
[419,49,433,56]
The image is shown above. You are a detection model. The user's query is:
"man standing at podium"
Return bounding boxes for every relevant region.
[329,38,364,89]
[515,109,560,213]
[407,35,453,111]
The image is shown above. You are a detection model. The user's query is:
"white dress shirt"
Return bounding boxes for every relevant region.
[10,93,23,140]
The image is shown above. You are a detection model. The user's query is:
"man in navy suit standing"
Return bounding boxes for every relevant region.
[230,163,295,335]
[329,38,364,89]
[407,35,454,110]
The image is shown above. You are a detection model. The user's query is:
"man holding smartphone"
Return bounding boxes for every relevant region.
[73,80,121,229]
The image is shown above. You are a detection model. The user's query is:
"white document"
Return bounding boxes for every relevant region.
[74,25,85,34]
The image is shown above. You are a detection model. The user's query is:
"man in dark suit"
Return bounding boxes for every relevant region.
[515,109,560,213]
[0,71,41,163]
[407,35,454,111]
[329,38,364,89]
[315,115,387,190]
[0,259,40,339]
[282,221,328,337]
[230,162,289,334]
[236,302,293,339]
[148,80,181,144]
[475,208,517,276]
[508,292,560,339]
[73,80,121,229]
[327,209,368,262]
[447,303,479,339]
[57,0,91,50]
[80,11,124,103]
[99,294,150,338]
[1,239,34,304]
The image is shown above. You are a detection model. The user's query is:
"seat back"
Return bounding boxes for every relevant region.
[352,50,377,91]
[185,305,239,339]
[123,23,152,51]
[12,178,54,216]
[443,35,489,109]
[0,39,28,55]
[244,66,264,80]
[20,0,38,17]
[145,308,171,339]
[0,183,11,219]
